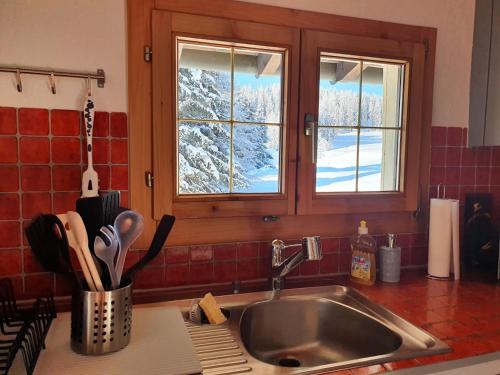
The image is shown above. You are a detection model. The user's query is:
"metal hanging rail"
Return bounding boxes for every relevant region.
[0,65,105,93]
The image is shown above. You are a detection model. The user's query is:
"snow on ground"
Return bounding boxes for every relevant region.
[241,132,384,193]
[317,143,382,169]
[316,172,381,192]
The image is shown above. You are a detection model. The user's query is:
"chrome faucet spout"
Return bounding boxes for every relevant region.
[271,236,322,291]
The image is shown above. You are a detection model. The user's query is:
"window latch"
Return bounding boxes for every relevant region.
[144,46,152,62]
[145,171,154,188]
[304,113,318,164]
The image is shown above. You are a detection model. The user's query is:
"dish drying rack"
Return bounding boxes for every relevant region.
[0,278,56,375]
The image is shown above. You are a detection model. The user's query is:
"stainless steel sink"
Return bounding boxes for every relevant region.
[171,285,450,374]
[240,298,403,367]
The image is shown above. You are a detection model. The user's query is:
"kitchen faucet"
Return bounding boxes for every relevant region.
[271,236,322,291]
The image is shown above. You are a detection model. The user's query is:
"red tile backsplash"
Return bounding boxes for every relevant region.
[0,137,18,163]
[110,112,128,138]
[21,165,51,191]
[111,139,128,164]
[52,165,82,191]
[165,264,189,287]
[111,165,128,190]
[94,165,110,190]
[431,127,446,146]
[0,221,20,248]
[212,245,235,261]
[0,106,129,299]
[190,262,214,285]
[0,166,19,192]
[1,109,491,302]
[0,107,17,134]
[0,194,20,219]
[51,110,80,136]
[165,246,189,264]
[0,249,22,276]
[52,192,80,214]
[52,137,81,163]
[21,193,51,219]
[446,127,462,146]
[19,108,49,135]
[190,245,213,262]
[93,112,110,137]
[83,138,109,164]
[214,261,237,283]
[20,137,50,163]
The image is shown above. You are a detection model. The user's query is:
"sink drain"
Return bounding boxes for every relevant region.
[278,357,301,367]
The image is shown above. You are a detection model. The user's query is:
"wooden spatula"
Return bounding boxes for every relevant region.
[81,94,99,198]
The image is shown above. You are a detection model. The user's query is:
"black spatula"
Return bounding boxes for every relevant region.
[25,214,82,289]
[76,191,121,251]
[122,215,176,282]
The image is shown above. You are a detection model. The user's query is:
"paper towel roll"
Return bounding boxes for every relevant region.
[428,198,452,278]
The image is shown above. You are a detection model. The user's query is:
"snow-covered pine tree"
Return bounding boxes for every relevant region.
[178,68,234,193]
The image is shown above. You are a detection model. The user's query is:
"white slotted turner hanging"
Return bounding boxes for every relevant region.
[81,92,99,197]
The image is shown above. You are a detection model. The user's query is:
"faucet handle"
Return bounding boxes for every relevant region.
[302,236,322,260]
[271,239,284,267]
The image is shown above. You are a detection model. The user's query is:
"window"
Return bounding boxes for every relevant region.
[150,10,426,219]
[316,55,404,193]
[176,39,285,195]
[297,29,425,215]
[151,11,300,219]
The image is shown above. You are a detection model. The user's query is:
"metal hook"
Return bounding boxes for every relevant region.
[15,69,22,92]
[49,72,56,94]
[86,76,91,96]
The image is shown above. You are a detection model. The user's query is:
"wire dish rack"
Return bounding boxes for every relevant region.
[0,278,56,375]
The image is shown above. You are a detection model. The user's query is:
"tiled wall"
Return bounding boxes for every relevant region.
[131,232,428,290]
[3,107,485,298]
[429,126,500,214]
[0,107,128,299]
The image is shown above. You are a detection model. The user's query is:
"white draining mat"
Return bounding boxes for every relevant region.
[11,306,202,375]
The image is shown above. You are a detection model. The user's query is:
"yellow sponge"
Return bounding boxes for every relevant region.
[198,292,227,325]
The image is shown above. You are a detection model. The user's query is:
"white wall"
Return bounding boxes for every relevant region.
[240,0,476,128]
[0,0,127,112]
[0,0,475,127]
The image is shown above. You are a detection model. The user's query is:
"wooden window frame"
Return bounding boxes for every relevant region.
[128,0,436,247]
[297,29,426,215]
[152,11,300,220]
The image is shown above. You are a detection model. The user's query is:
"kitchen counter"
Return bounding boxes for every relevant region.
[15,270,500,374]
[317,270,500,374]
[143,269,500,374]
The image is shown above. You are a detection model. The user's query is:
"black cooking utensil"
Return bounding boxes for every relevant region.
[102,191,121,225]
[76,191,121,251]
[25,214,82,289]
[76,191,120,286]
[122,215,176,282]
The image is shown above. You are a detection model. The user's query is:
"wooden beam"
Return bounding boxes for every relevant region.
[154,0,435,44]
[256,53,281,77]
[333,61,368,83]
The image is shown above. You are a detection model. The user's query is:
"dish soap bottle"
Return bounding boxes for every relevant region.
[350,220,377,285]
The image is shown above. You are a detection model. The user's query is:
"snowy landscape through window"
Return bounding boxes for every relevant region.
[316,55,405,193]
[176,39,284,195]
[176,38,405,196]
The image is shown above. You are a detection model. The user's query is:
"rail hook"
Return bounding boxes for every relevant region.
[86,76,92,96]
[49,72,56,94]
[15,69,22,92]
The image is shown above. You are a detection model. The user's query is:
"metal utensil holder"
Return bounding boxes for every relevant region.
[70,282,132,355]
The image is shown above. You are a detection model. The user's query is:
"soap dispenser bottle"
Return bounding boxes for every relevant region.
[350,220,377,285]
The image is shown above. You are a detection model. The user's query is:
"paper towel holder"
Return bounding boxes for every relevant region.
[426,183,459,281]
